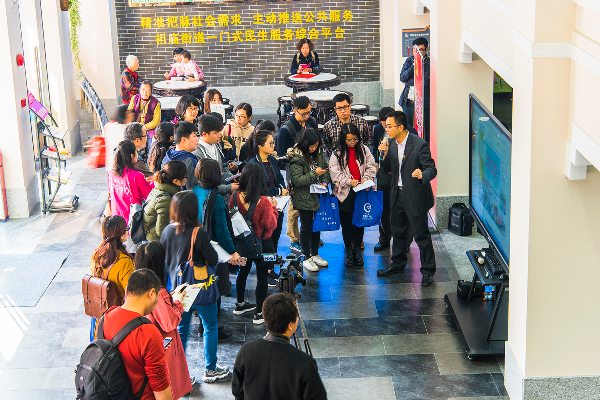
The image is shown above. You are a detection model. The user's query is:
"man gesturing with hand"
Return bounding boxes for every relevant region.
[376,111,437,287]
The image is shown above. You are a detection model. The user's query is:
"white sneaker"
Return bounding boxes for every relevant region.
[303,258,319,271]
[311,255,328,267]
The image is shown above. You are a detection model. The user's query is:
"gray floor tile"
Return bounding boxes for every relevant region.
[338,354,439,378]
[5,347,82,369]
[17,328,70,350]
[315,357,342,379]
[435,352,501,374]
[334,316,426,336]
[322,376,396,400]
[52,267,89,282]
[412,280,457,299]
[383,333,464,355]
[0,389,74,400]
[43,366,76,389]
[330,283,416,301]
[62,327,94,348]
[448,397,509,400]
[310,336,385,358]
[423,314,458,334]
[392,373,501,400]
[375,298,449,317]
[0,368,51,390]
[298,300,377,320]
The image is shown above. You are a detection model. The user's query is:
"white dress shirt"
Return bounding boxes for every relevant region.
[397,133,408,187]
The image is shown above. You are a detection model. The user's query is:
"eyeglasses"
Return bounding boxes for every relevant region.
[187,107,199,112]
[335,105,351,111]
[345,138,359,143]
[295,110,312,117]
[265,142,275,147]
[235,114,248,119]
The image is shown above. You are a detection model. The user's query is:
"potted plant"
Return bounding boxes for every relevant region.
[60,0,69,11]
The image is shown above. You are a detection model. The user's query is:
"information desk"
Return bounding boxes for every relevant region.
[153,80,207,110]
[444,249,509,360]
[291,90,353,125]
[285,73,341,91]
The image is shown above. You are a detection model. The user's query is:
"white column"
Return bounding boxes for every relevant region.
[40,0,80,153]
[0,0,39,218]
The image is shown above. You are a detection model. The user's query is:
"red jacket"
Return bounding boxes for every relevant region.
[229,193,278,240]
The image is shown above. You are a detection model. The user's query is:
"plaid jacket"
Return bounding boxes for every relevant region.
[322,113,372,156]
[120,68,139,104]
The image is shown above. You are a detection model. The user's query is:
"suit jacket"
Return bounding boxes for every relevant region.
[381,133,436,216]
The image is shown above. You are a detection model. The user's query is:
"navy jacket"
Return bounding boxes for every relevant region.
[399,55,430,109]
[161,148,198,190]
[248,155,286,196]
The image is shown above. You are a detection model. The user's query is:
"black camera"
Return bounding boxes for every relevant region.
[262,253,306,296]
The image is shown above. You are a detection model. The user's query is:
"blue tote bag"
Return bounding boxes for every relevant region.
[312,193,341,232]
[352,190,384,228]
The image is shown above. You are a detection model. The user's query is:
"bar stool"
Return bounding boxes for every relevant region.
[363,115,379,129]
[222,97,230,105]
[351,104,370,117]
[277,96,293,126]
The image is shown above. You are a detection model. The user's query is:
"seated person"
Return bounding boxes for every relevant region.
[204,88,223,115]
[232,292,327,400]
[322,92,372,157]
[181,51,204,82]
[223,103,253,160]
[173,95,200,125]
[290,38,323,75]
[164,47,184,80]
[127,80,161,139]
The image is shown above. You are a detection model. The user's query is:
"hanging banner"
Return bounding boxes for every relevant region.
[413,45,424,139]
[401,26,429,58]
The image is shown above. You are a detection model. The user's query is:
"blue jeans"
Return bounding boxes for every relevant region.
[178,302,219,371]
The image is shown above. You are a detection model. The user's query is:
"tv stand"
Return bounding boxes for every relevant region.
[444,249,509,360]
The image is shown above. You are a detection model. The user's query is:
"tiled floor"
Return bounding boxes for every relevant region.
[0,116,508,399]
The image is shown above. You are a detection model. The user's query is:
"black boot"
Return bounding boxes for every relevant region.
[354,247,364,266]
[344,247,354,267]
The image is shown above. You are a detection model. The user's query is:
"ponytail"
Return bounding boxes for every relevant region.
[154,160,187,185]
[114,140,136,177]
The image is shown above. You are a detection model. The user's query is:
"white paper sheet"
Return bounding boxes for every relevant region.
[173,284,200,312]
[275,196,291,212]
[310,184,328,194]
[353,179,376,192]
[231,211,251,237]
[211,241,232,263]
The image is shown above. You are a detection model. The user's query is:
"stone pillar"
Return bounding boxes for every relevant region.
[505,0,600,398]
[40,0,80,154]
[427,0,493,225]
[0,0,39,218]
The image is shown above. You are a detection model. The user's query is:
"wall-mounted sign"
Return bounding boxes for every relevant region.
[130,0,279,6]
[401,26,429,58]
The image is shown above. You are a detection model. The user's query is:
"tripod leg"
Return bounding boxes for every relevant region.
[295,301,313,358]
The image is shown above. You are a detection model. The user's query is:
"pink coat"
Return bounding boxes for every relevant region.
[146,289,192,400]
[329,144,377,203]
[108,167,153,221]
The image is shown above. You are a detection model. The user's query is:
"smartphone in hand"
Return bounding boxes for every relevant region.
[163,337,173,348]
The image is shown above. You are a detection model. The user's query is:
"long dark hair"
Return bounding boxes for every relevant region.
[294,128,321,164]
[154,160,187,187]
[92,216,130,274]
[336,123,364,168]
[135,241,167,288]
[175,95,200,121]
[248,130,273,160]
[169,191,200,234]
[148,122,174,172]
[204,88,222,114]
[238,163,268,205]
[114,140,136,177]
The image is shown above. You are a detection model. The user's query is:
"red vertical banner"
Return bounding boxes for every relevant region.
[413,45,424,139]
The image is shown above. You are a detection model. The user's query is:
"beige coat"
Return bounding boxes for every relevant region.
[223,120,254,158]
[329,144,377,203]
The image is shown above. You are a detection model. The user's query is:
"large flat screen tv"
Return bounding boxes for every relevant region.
[469,94,511,271]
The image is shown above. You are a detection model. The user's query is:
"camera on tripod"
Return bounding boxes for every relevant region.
[262,253,306,296]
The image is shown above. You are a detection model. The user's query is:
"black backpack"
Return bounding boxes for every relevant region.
[75,315,153,400]
[130,193,169,244]
[231,191,263,258]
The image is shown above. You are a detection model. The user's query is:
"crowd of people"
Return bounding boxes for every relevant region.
[95,37,436,400]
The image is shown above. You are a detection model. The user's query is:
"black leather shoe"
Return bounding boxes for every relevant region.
[421,275,434,287]
[344,249,354,267]
[353,248,364,266]
[374,242,390,251]
[377,265,403,276]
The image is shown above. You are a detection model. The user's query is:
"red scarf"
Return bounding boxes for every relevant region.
[348,147,361,181]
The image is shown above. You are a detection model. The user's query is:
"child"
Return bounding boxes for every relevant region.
[181,51,204,81]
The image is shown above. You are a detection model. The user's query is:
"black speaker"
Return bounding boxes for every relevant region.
[448,203,474,236]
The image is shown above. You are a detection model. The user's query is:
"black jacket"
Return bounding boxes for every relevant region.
[290,51,323,75]
[371,122,418,158]
[381,133,436,216]
[248,155,286,196]
[232,333,327,400]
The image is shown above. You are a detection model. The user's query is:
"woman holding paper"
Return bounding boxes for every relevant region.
[228,163,279,325]
[247,127,288,286]
[160,191,231,383]
[135,241,193,399]
[290,38,323,75]
[223,102,253,159]
[288,129,331,272]
[329,123,377,267]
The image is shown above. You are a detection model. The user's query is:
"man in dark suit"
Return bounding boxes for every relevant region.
[376,111,437,286]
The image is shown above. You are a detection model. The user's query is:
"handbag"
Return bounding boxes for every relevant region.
[352,190,384,228]
[176,227,220,306]
[312,193,341,232]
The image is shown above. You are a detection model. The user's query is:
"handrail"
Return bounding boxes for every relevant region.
[75,72,108,135]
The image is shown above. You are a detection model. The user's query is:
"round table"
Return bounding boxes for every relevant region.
[284,73,341,91]
[153,80,207,110]
[156,96,181,122]
[291,90,353,125]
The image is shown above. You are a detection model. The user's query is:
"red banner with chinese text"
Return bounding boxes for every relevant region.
[413,45,424,139]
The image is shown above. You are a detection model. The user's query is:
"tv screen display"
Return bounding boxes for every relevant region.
[469,95,511,266]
